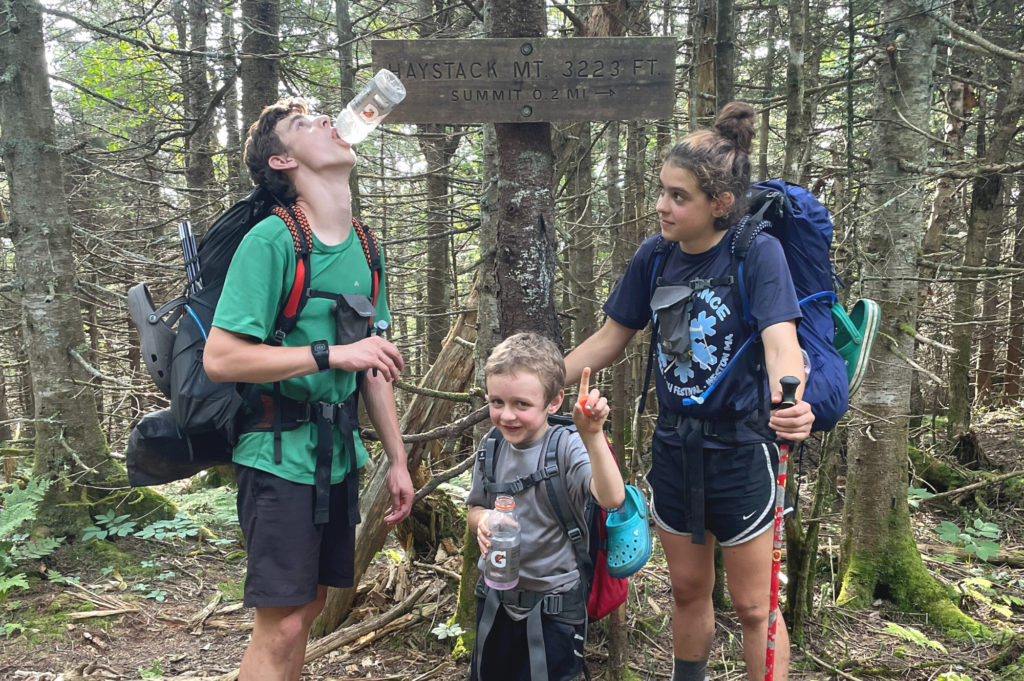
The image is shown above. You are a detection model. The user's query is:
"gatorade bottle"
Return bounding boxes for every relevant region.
[333,69,407,145]
[484,495,521,590]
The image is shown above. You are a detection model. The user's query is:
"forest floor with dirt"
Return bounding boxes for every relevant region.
[4,409,1024,681]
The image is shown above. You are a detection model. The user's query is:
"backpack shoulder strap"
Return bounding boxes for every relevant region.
[649,236,674,299]
[352,219,383,308]
[477,426,503,507]
[639,237,675,414]
[730,215,767,327]
[543,425,594,585]
[269,205,313,346]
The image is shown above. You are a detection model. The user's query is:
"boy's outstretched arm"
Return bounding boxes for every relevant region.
[573,368,626,510]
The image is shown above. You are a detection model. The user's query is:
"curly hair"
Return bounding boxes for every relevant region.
[663,101,758,230]
[485,333,566,403]
[243,98,308,203]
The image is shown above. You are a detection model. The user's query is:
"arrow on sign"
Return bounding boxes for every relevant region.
[594,89,615,96]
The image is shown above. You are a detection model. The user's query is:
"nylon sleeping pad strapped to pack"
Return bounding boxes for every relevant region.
[604,485,652,579]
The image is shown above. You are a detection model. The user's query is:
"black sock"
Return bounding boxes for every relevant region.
[673,657,708,681]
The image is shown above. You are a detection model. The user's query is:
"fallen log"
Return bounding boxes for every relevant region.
[311,284,480,637]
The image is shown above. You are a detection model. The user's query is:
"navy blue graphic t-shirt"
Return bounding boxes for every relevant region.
[604,231,801,443]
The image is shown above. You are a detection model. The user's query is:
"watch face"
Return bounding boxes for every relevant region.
[313,341,328,354]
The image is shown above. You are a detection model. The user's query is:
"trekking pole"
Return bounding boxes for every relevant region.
[765,375,800,681]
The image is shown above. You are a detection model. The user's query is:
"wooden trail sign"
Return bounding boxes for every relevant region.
[371,37,676,123]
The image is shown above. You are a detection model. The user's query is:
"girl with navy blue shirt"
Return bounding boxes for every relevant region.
[564,103,814,681]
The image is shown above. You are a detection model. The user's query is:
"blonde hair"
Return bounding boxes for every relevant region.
[485,333,565,403]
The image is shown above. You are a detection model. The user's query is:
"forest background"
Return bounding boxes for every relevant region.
[3,0,1024,678]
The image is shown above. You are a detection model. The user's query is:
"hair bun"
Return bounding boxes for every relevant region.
[714,102,756,154]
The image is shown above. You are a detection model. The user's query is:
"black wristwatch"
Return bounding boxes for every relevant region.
[311,340,330,373]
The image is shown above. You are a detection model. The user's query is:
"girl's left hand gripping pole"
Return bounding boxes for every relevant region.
[765,375,800,681]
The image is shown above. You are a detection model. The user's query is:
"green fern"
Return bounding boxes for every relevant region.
[10,536,63,562]
[0,573,29,599]
[882,622,948,653]
[0,478,53,539]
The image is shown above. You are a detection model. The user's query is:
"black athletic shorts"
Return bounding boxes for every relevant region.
[646,433,780,546]
[470,598,586,681]
[236,464,356,608]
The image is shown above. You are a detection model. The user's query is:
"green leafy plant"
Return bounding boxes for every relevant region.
[431,622,465,640]
[958,577,1015,618]
[3,622,26,638]
[82,510,137,541]
[936,519,1001,562]
[0,574,29,601]
[138,660,165,679]
[135,512,202,541]
[156,571,175,581]
[144,589,167,602]
[937,673,972,681]
[1,478,63,581]
[907,487,935,508]
[882,622,947,653]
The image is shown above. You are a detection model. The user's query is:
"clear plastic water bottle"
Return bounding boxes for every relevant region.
[801,348,812,378]
[333,70,407,145]
[484,495,521,590]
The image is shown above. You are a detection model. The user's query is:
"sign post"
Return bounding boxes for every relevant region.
[372,37,676,123]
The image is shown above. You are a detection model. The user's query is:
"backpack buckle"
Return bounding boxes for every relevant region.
[320,402,339,424]
[543,464,558,478]
[567,527,583,544]
[689,278,714,290]
[542,594,563,615]
[508,478,525,494]
[272,329,286,344]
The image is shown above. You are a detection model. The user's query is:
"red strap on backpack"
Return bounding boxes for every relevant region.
[270,207,383,341]
[587,435,629,620]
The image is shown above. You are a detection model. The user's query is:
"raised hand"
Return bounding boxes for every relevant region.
[572,367,609,436]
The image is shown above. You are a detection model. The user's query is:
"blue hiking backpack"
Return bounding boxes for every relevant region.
[645,180,849,432]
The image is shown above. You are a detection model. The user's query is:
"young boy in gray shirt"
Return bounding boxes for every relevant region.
[467,333,626,681]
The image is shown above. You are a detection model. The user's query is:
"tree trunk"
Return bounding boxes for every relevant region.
[782,0,806,183]
[976,226,1003,403]
[222,0,243,196]
[757,7,777,181]
[336,0,362,218]
[836,0,983,636]
[449,124,500,658]
[486,0,560,343]
[689,0,716,128]
[0,0,119,535]
[420,124,454,364]
[917,24,967,416]
[1005,180,1024,403]
[240,0,280,130]
[185,0,216,225]
[566,122,597,344]
[715,0,736,109]
[947,62,1024,438]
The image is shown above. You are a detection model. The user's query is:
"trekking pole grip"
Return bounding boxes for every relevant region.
[778,376,800,409]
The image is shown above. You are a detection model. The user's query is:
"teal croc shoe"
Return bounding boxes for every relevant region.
[832,298,881,398]
[605,485,652,579]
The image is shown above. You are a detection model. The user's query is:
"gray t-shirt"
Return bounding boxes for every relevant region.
[466,425,593,620]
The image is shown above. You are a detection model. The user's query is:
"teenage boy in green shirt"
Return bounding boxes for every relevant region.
[204,99,413,681]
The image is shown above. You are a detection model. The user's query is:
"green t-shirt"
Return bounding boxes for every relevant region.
[212,215,391,486]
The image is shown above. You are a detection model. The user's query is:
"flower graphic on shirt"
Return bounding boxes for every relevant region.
[658,347,695,382]
[689,311,718,371]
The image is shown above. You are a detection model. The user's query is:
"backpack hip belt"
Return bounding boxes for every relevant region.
[239,389,361,527]
[473,576,587,681]
[656,409,774,545]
